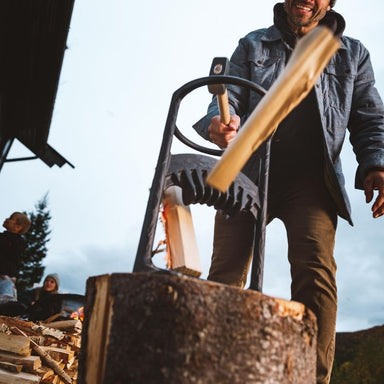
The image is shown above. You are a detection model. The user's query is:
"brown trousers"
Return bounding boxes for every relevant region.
[208,176,337,384]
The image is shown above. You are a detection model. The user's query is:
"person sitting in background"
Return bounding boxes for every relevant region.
[26,273,62,321]
[0,212,31,278]
[30,273,60,305]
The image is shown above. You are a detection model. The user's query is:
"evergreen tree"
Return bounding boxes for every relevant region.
[16,194,51,292]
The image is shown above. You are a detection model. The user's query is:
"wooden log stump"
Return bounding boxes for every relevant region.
[78,273,317,384]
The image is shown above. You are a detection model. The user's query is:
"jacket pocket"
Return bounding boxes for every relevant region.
[322,62,355,112]
[248,56,281,110]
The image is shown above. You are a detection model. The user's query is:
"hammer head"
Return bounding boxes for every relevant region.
[208,57,230,95]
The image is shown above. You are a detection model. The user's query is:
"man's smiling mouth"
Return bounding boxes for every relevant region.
[296,3,313,12]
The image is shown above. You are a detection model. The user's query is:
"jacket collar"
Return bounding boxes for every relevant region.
[260,18,347,51]
[260,25,283,43]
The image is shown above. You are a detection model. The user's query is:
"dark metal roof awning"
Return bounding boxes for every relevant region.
[1,138,75,169]
[0,0,76,172]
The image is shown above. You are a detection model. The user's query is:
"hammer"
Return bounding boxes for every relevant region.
[208,57,231,125]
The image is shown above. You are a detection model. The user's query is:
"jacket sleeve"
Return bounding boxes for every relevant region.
[348,43,384,189]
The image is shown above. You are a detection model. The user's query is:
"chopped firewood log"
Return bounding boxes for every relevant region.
[0,315,80,384]
[40,347,74,364]
[36,366,55,380]
[33,334,81,352]
[0,352,41,373]
[0,361,23,373]
[40,320,82,333]
[11,328,73,384]
[0,316,37,336]
[63,335,81,351]
[30,336,46,346]
[41,374,59,384]
[31,325,65,340]
[0,367,41,383]
[81,274,111,384]
[161,186,202,277]
[44,314,62,323]
[66,370,77,381]
[66,356,76,370]
[0,333,31,356]
[0,316,80,350]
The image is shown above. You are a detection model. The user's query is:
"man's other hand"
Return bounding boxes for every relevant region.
[364,170,384,218]
[208,114,240,149]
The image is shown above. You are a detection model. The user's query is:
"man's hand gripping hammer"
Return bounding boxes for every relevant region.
[208,57,231,125]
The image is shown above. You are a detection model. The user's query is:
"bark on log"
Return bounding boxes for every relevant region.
[79,273,317,384]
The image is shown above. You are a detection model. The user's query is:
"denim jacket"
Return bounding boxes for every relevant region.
[194,26,384,224]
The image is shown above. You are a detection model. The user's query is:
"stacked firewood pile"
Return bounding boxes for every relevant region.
[0,315,81,384]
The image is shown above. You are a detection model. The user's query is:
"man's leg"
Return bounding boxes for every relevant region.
[208,210,255,288]
[275,179,338,384]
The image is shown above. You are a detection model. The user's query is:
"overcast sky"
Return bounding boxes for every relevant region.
[1,0,383,332]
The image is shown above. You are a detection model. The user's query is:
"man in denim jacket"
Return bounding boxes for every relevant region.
[194,1,384,383]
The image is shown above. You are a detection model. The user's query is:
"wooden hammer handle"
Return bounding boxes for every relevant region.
[217,89,231,125]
